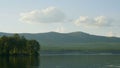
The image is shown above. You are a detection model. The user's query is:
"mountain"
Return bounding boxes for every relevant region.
[0,31,120,51]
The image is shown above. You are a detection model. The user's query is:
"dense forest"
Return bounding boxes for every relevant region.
[0,34,40,56]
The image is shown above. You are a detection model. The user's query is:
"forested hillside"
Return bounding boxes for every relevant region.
[0,32,120,51]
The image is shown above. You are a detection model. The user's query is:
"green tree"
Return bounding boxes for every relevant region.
[0,34,40,56]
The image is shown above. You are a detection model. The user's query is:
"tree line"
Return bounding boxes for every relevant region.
[0,34,40,56]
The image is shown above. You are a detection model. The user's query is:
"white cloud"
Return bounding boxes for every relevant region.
[20,7,66,23]
[74,16,112,27]
[94,16,111,26]
[74,16,89,26]
[106,31,115,37]
[55,26,65,33]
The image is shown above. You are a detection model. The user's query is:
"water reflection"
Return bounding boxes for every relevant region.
[0,56,40,68]
[40,55,120,68]
[1,55,120,68]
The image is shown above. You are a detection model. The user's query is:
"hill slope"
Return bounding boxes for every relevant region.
[0,32,120,51]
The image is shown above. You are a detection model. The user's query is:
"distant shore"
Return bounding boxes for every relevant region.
[40,50,120,55]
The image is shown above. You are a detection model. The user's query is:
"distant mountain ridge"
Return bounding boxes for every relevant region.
[0,31,120,43]
[0,31,120,51]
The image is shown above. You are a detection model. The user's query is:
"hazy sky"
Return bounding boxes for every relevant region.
[0,0,120,37]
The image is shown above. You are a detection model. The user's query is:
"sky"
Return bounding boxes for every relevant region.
[0,0,120,37]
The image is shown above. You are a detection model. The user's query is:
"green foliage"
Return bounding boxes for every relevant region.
[0,34,40,55]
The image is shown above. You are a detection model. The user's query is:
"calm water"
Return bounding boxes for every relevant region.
[0,55,120,68]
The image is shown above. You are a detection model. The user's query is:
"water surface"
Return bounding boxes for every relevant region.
[1,55,120,68]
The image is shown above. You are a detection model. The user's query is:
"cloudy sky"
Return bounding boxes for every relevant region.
[0,0,120,37]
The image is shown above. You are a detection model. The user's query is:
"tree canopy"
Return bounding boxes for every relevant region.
[0,34,40,56]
